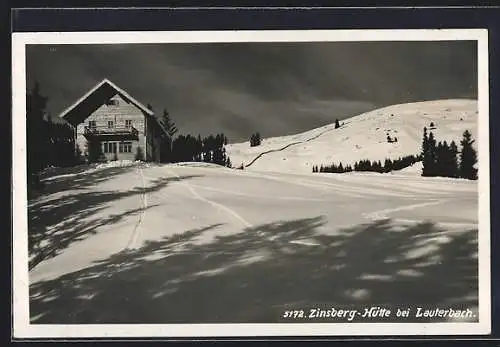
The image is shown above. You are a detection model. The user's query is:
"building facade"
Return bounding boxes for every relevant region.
[58,79,167,162]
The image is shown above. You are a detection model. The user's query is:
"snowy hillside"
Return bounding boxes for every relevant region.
[226,99,478,174]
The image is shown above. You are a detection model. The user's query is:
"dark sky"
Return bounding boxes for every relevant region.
[26,41,477,142]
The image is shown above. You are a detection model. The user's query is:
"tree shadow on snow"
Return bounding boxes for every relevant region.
[28,172,203,270]
[32,165,137,198]
[29,217,478,324]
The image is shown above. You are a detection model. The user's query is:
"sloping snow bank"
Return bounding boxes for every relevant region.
[95,160,144,170]
[40,160,149,182]
[395,161,423,176]
[172,162,231,169]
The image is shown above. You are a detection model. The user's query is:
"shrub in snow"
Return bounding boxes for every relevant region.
[250,132,262,147]
[135,146,144,161]
[87,140,105,163]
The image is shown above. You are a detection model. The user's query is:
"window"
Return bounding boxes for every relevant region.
[102,142,118,153]
[88,120,96,129]
[108,121,114,129]
[125,120,132,128]
[119,141,132,153]
[106,99,119,106]
[125,142,132,153]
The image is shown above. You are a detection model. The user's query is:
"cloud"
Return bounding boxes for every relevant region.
[26,41,477,142]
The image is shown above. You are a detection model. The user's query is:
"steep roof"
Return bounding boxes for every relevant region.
[57,78,154,122]
[57,78,169,136]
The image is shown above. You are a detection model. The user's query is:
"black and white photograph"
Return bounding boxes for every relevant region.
[12,29,490,337]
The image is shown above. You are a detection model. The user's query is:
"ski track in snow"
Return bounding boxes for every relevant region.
[171,165,367,198]
[124,166,148,250]
[362,199,448,221]
[243,171,366,198]
[167,165,422,199]
[164,167,253,229]
[185,183,333,202]
[139,165,477,236]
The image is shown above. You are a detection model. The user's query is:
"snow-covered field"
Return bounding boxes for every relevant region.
[28,160,478,324]
[226,99,478,174]
[25,99,481,325]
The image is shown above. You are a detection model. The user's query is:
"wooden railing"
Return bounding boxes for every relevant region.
[84,125,139,137]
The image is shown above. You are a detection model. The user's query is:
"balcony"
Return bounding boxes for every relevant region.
[84,125,139,139]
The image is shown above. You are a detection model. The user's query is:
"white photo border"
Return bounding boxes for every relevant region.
[12,29,491,338]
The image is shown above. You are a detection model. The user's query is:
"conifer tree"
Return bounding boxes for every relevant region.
[250,132,262,147]
[428,131,437,176]
[448,140,459,178]
[438,140,453,177]
[384,158,393,173]
[421,127,437,177]
[459,130,478,180]
[27,82,51,175]
[435,141,444,176]
[443,141,451,176]
[196,135,203,161]
[160,108,178,163]
[421,127,430,176]
[255,132,261,146]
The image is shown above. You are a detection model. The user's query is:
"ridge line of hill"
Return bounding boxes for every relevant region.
[227,99,477,175]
